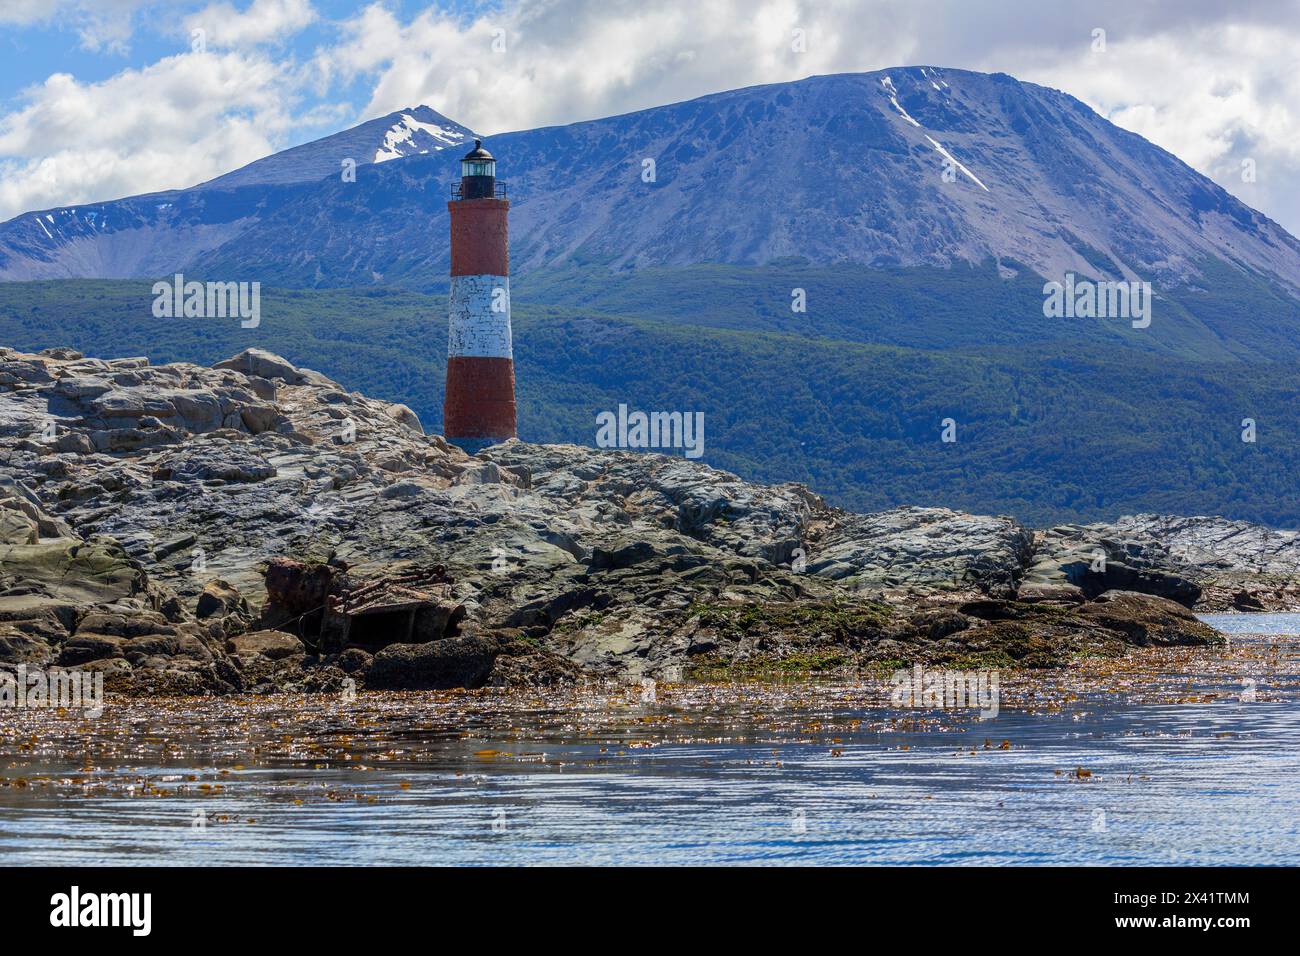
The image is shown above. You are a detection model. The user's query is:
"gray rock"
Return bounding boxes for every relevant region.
[810,507,1032,599]
[0,345,1266,693]
[196,579,248,619]
[167,389,225,431]
[386,403,423,434]
[154,442,276,483]
[1020,524,1200,607]
[52,376,112,399]
[239,403,281,434]
[90,391,178,420]
[213,349,304,383]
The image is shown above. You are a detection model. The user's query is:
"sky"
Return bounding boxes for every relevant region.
[1,0,1298,235]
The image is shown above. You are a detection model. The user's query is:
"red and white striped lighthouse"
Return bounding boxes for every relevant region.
[444,139,516,451]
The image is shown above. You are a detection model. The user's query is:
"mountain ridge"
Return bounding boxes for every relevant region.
[194,105,476,191]
[0,105,476,281]
[2,67,1296,300]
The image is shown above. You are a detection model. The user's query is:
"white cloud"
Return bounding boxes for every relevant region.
[318,0,885,135]
[1015,23,1300,235]
[0,50,299,217]
[0,0,62,23]
[183,0,317,49]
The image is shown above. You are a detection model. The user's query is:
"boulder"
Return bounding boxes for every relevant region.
[89,424,182,453]
[239,403,281,434]
[121,633,214,665]
[73,608,180,640]
[385,403,423,434]
[53,431,95,454]
[0,507,37,545]
[227,629,306,661]
[336,647,372,673]
[1074,590,1222,647]
[365,633,505,689]
[1020,526,1200,607]
[0,628,55,665]
[89,391,178,420]
[166,389,226,431]
[214,349,303,383]
[589,538,678,570]
[196,580,249,620]
[0,358,55,386]
[52,375,112,399]
[0,539,146,615]
[1111,514,1300,611]
[58,634,125,666]
[453,462,503,486]
[153,443,276,483]
[808,507,1033,598]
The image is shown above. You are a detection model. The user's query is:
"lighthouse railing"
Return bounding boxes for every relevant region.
[451,182,509,200]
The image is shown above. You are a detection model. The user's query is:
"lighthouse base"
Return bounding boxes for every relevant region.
[444,355,517,450]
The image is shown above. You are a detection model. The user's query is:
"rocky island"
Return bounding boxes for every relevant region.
[3,345,1297,696]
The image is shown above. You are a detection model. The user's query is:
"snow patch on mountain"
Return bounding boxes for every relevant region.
[925,135,989,191]
[374,113,470,163]
[881,76,921,128]
[880,72,986,191]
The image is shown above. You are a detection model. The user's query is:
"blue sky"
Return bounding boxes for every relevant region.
[0,2,493,101]
[2,0,1299,235]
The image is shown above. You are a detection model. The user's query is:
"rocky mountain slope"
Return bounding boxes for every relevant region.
[5,345,1294,695]
[2,69,1296,300]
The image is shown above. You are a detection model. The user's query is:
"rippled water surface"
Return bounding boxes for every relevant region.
[2,614,1298,865]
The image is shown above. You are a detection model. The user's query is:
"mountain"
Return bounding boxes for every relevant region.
[0,106,474,281]
[2,68,1297,298]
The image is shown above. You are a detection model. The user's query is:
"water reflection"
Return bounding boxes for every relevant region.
[1,617,1298,865]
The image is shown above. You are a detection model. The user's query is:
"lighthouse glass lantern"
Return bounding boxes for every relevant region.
[459,140,497,199]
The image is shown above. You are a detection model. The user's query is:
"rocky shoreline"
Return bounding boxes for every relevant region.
[3,346,1296,696]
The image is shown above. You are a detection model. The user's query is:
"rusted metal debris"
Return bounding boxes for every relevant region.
[319,565,464,653]
[258,558,464,653]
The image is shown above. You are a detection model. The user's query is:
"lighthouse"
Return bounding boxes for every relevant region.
[444,139,516,452]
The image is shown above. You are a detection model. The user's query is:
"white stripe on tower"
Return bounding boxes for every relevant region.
[447,275,512,358]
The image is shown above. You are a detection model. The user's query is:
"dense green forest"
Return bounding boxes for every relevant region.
[515,259,1300,361]
[2,277,1298,526]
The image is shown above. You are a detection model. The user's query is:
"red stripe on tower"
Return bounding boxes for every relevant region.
[444,139,516,451]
